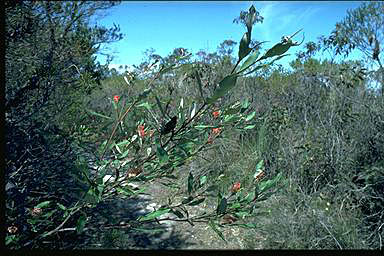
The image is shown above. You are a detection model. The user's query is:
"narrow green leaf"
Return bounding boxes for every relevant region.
[207,74,238,104]
[224,107,242,115]
[195,70,205,101]
[171,209,184,219]
[229,202,241,209]
[224,114,241,123]
[244,191,256,203]
[57,203,66,211]
[216,197,228,215]
[258,42,291,62]
[137,102,152,110]
[155,96,166,118]
[238,32,252,61]
[187,172,194,195]
[243,53,289,77]
[244,125,256,130]
[255,159,264,172]
[200,175,207,186]
[241,99,250,113]
[208,220,227,243]
[237,50,260,74]
[245,111,256,121]
[190,102,196,119]
[76,214,87,234]
[194,125,215,130]
[179,98,184,109]
[188,197,205,206]
[116,187,135,197]
[137,88,152,101]
[86,109,112,120]
[157,145,169,164]
[36,201,50,209]
[258,172,283,193]
[118,148,130,159]
[182,196,194,205]
[138,208,171,222]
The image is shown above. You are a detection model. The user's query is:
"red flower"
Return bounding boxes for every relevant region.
[231,182,241,193]
[212,127,221,135]
[137,125,145,138]
[212,111,220,118]
[114,95,120,103]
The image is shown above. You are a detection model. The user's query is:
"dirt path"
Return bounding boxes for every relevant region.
[80,152,262,249]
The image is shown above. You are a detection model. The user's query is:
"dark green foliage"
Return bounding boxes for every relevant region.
[161,116,178,135]
[5,1,123,249]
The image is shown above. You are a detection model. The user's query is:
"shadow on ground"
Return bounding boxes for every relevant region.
[76,195,197,249]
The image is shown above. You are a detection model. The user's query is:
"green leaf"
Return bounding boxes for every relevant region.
[245,111,256,121]
[244,191,256,203]
[200,175,207,186]
[117,148,130,159]
[224,114,240,123]
[171,209,184,219]
[42,209,57,218]
[36,201,51,209]
[216,197,228,215]
[244,125,256,130]
[179,98,184,109]
[234,211,252,219]
[243,54,289,76]
[190,102,196,119]
[159,63,177,74]
[238,32,252,61]
[86,109,112,120]
[57,203,66,211]
[188,197,205,206]
[137,102,152,110]
[208,220,227,243]
[157,145,169,164]
[116,187,135,197]
[237,50,260,74]
[138,208,171,222]
[182,196,194,205]
[137,88,152,101]
[76,214,87,234]
[255,159,264,172]
[258,172,283,193]
[188,172,194,195]
[155,96,166,118]
[224,107,242,115]
[241,99,251,113]
[207,74,238,104]
[194,125,215,130]
[6,235,17,246]
[229,202,241,209]
[259,42,291,61]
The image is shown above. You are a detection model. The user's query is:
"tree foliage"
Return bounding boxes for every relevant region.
[319,2,383,94]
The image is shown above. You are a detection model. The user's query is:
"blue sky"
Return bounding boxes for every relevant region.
[92,1,365,72]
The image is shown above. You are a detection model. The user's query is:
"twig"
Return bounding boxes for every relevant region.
[319,220,342,249]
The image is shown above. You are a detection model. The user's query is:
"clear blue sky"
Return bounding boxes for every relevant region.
[92,1,365,71]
